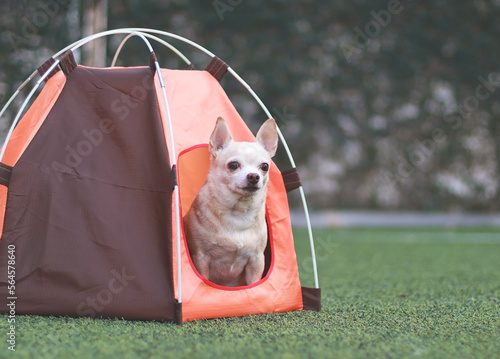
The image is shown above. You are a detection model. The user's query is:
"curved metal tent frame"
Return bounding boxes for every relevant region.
[0,28,319,297]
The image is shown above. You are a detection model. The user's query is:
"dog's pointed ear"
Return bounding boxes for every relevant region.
[209,117,233,155]
[256,119,278,157]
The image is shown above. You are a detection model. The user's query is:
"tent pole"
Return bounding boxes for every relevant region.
[0,61,60,163]
[110,33,192,68]
[151,55,183,305]
[227,67,320,289]
[125,32,184,304]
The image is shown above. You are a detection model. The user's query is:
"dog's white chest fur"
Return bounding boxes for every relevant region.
[184,184,268,286]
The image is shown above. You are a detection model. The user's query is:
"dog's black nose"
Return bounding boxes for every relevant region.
[247,173,260,184]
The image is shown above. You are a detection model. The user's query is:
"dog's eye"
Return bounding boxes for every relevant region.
[260,163,269,172]
[227,161,240,171]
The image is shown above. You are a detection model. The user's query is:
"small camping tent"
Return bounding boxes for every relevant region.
[0,29,320,323]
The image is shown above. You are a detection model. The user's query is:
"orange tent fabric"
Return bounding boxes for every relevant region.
[0,71,66,236]
[156,70,303,321]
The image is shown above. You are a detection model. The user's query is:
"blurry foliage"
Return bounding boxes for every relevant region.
[1,0,499,211]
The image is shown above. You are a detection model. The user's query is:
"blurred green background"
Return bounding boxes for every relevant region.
[1,0,499,213]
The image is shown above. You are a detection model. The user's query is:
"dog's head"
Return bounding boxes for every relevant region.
[208,117,278,196]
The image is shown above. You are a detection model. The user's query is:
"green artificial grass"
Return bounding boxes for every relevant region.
[1,227,499,359]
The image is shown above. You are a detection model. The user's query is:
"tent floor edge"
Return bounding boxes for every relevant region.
[301,286,321,311]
